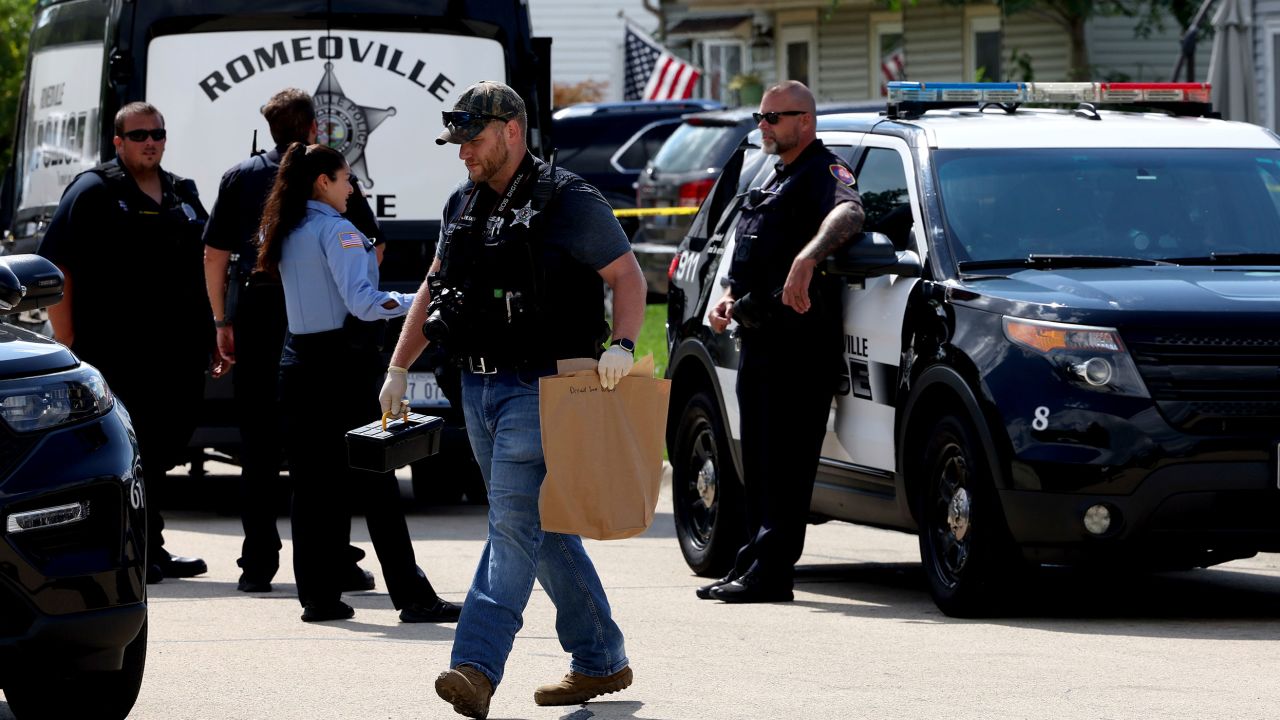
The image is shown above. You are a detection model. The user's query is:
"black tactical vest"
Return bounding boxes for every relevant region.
[435,154,609,366]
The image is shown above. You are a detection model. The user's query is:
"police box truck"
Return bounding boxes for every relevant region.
[1,0,552,500]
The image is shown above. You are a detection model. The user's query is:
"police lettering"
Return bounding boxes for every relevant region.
[846,335,870,358]
[374,195,397,218]
[198,35,455,102]
[38,83,64,109]
[33,110,95,169]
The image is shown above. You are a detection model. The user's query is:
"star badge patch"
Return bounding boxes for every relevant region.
[510,200,539,228]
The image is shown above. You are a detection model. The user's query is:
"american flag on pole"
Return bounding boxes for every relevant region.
[624,23,702,101]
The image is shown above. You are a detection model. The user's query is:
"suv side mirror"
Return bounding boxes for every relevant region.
[0,254,64,314]
[827,232,922,279]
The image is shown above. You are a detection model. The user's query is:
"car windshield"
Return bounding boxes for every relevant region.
[936,148,1280,264]
[651,123,740,174]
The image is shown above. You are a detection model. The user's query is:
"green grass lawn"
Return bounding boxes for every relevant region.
[636,304,668,378]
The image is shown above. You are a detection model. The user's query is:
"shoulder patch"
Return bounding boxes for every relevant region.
[339,231,364,249]
[830,164,855,187]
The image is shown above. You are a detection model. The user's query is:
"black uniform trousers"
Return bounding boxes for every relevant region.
[731,330,837,587]
[103,365,205,564]
[231,278,289,580]
[279,328,437,608]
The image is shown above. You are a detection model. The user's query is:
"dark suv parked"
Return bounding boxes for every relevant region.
[667,82,1280,617]
[0,256,146,719]
[636,102,880,298]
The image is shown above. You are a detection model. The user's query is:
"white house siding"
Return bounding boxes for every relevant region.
[1088,13,1209,82]
[817,5,871,101]
[528,0,658,102]
[1003,11,1070,82]
[902,3,966,82]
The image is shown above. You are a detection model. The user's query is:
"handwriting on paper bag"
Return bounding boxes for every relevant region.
[568,384,616,395]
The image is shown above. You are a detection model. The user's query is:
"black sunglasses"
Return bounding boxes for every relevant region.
[121,128,167,142]
[442,111,509,127]
[752,110,807,125]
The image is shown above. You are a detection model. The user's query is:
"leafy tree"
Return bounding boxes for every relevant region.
[0,0,36,169]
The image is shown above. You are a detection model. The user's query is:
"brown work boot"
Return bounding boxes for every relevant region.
[533,666,633,706]
[435,665,493,719]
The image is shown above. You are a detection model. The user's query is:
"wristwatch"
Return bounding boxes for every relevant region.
[610,337,635,354]
[214,317,231,329]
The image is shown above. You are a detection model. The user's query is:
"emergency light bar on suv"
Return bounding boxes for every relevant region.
[886,81,1214,119]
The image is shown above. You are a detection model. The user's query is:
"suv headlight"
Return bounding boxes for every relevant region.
[1002,317,1149,397]
[0,363,113,433]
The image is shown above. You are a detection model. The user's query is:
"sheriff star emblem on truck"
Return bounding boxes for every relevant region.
[314,62,395,188]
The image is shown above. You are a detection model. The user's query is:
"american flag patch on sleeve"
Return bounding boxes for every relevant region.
[339,231,363,249]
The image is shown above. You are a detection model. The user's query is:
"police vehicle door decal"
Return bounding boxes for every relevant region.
[834,138,923,472]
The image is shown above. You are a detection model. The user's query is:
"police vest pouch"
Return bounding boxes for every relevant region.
[346,411,444,473]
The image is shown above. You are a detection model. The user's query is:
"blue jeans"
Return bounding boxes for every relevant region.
[452,369,628,688]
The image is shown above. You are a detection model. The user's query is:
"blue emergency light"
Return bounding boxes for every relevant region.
[885,81,1213,117]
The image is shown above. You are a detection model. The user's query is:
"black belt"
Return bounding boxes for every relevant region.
[461,355,557,376]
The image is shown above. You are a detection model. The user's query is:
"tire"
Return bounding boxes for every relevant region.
[672,391,746,577]
[917,413,1020,618]
[6,616,147,720]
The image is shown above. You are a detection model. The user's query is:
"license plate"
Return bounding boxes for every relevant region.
[407,372,449,408]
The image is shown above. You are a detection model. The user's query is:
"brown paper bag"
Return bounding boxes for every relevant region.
[538,354,671,540]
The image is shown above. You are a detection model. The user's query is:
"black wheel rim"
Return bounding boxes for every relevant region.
[680,417,719,550]
[927,440,972,590]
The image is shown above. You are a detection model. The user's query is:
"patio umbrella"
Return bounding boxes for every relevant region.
[1207,0,1259,123]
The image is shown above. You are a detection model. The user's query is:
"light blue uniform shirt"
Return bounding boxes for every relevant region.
[279,200,414,334]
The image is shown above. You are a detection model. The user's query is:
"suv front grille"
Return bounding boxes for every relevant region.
[1126,329,1280,434]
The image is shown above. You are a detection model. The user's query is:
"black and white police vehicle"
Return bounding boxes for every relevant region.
[666,81,1280,616]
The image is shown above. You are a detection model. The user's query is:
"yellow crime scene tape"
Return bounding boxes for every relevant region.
[612,207,701,218]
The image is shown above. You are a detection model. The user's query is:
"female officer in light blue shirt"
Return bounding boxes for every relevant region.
[256,142,461,624]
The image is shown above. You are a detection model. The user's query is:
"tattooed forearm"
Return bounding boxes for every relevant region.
[799,201,865,262]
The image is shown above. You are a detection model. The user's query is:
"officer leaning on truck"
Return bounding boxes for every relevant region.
[38,101,211,584]
[702,81,865,604]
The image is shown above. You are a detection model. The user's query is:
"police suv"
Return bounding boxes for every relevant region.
[666,81,1280,616]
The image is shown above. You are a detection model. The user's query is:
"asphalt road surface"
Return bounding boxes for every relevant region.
[3,465,1279,719]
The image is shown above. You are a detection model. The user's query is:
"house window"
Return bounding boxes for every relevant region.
[870,18,905,98]
[966,15,1002,82]
[697,40,746,104]
[779,25,817,88]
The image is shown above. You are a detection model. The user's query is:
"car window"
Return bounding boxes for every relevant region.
[651,123,739,173]
[614,121,679,171]
[855,147,913,250]
[936,148,1280,262]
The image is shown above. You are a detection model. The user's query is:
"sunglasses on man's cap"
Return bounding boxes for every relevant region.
[752,110,807,125]
[441,111,510,128]
[121,128,167,142]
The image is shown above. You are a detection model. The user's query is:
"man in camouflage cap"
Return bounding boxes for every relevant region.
[384,78,642,718]
[435,80,525,146]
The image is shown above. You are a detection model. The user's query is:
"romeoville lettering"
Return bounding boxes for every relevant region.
[198,35,455,102]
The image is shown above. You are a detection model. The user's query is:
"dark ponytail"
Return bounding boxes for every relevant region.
[256,142,348,275]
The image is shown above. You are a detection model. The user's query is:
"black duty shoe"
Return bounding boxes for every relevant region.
[709,573,794,604]
[400,598,463,623]
[236,574,273,593]
[301,600,355,623]
[341,566,376,592]
[146,564,163,585]
[158,555,208,579]
[695,574,738,600]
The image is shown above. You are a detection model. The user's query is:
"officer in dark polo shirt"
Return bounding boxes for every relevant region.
[702,80,865,604]
[203,88,381,593]
[39,101,211,584]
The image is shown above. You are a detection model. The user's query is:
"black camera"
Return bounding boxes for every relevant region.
[422,286,466,344]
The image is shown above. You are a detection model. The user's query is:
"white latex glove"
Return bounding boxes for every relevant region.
[598,345,635,390]
[379,366,409,414]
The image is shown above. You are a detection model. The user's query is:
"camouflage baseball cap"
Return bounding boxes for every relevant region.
[435,80,525,145]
